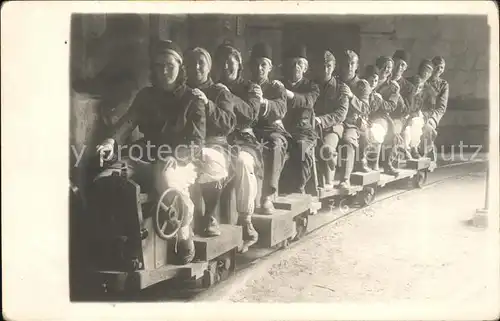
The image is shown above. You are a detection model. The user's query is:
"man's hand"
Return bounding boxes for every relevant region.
[373,92,382,101]
[423,121,437,141]
[286,89,295,99]
[214,83,230,92]
[389,80,400,94]
[96,138,115,166]
[340,83,353,98]
[192,88,209,105]
[249,84,264,103]
[272,80,284,88]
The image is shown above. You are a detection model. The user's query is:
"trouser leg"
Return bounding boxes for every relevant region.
[235,151,258,215]
[293,139,314,194]
[200,181,222,237]
[234,151,259,250]
[371,143,382,171]
[154,157,197,264]
[382,146,400,175]
[339,128,359,188]
[197,146,230,237]
[343,144,356,181]
[357,132,372,172]
[320,132,340,186]
[262,133,287,198]
[259,133,287,214]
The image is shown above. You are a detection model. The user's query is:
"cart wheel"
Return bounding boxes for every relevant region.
[154,188,185,240]
[293,215,309,241]
[412,170,428,188]
[359,186,376,206]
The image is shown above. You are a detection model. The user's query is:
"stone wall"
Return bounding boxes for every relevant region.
[358,15,490,151]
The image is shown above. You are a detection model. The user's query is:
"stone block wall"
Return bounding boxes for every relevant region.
[358,15,490,151]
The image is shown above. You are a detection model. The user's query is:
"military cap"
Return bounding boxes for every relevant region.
[336,49,359,64]
[393,50,410,63]
[375,56,394,69]
[418,58,434,71]
[250,42,273,61]
[284,44,308,60]
[364,65,380,78]
[432,56,446,66]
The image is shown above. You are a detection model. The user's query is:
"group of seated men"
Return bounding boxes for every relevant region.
[94,40,449,264]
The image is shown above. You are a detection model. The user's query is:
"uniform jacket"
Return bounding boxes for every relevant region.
[343,75,372,129]
[253,79,289,139]
[222,77,262,130]
[109,84,206,152]
[371,78,400,120]
[422,77,450,127]
[282,77,320,141]
[313,76,349,131]
[191,78,237,143]
[391,76,416,119]
[222,76,265,178]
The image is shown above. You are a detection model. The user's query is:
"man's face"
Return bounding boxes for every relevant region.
[393,58,408,79]
[316,60,335,81]
[366,74,379,90]
[215,55,239,82]
[419,65,434,83]
[432,62,445,78]
[339,57,358,82]
[186,53,210,84]
[285,58,307,82]
[249,58,272,82]
[152,54,181,90]
[379,60,394,79]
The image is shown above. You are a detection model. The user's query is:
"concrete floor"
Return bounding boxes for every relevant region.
[215,168,498,318]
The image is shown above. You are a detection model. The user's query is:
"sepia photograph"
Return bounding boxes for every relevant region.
[3,1,499,320]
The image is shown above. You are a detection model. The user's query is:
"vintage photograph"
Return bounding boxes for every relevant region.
[68,11,494,306]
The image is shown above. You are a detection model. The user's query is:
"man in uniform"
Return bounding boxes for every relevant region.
[249,43,289,214]
[335,50,371,189]
[185,47,237,237]
[369,56,401,175]
[420,56,449,161]
[95,40,206,264]
[212,43,263,250]
[312,50,349,188]
[391,50,422,160]
[275,44,320,193]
